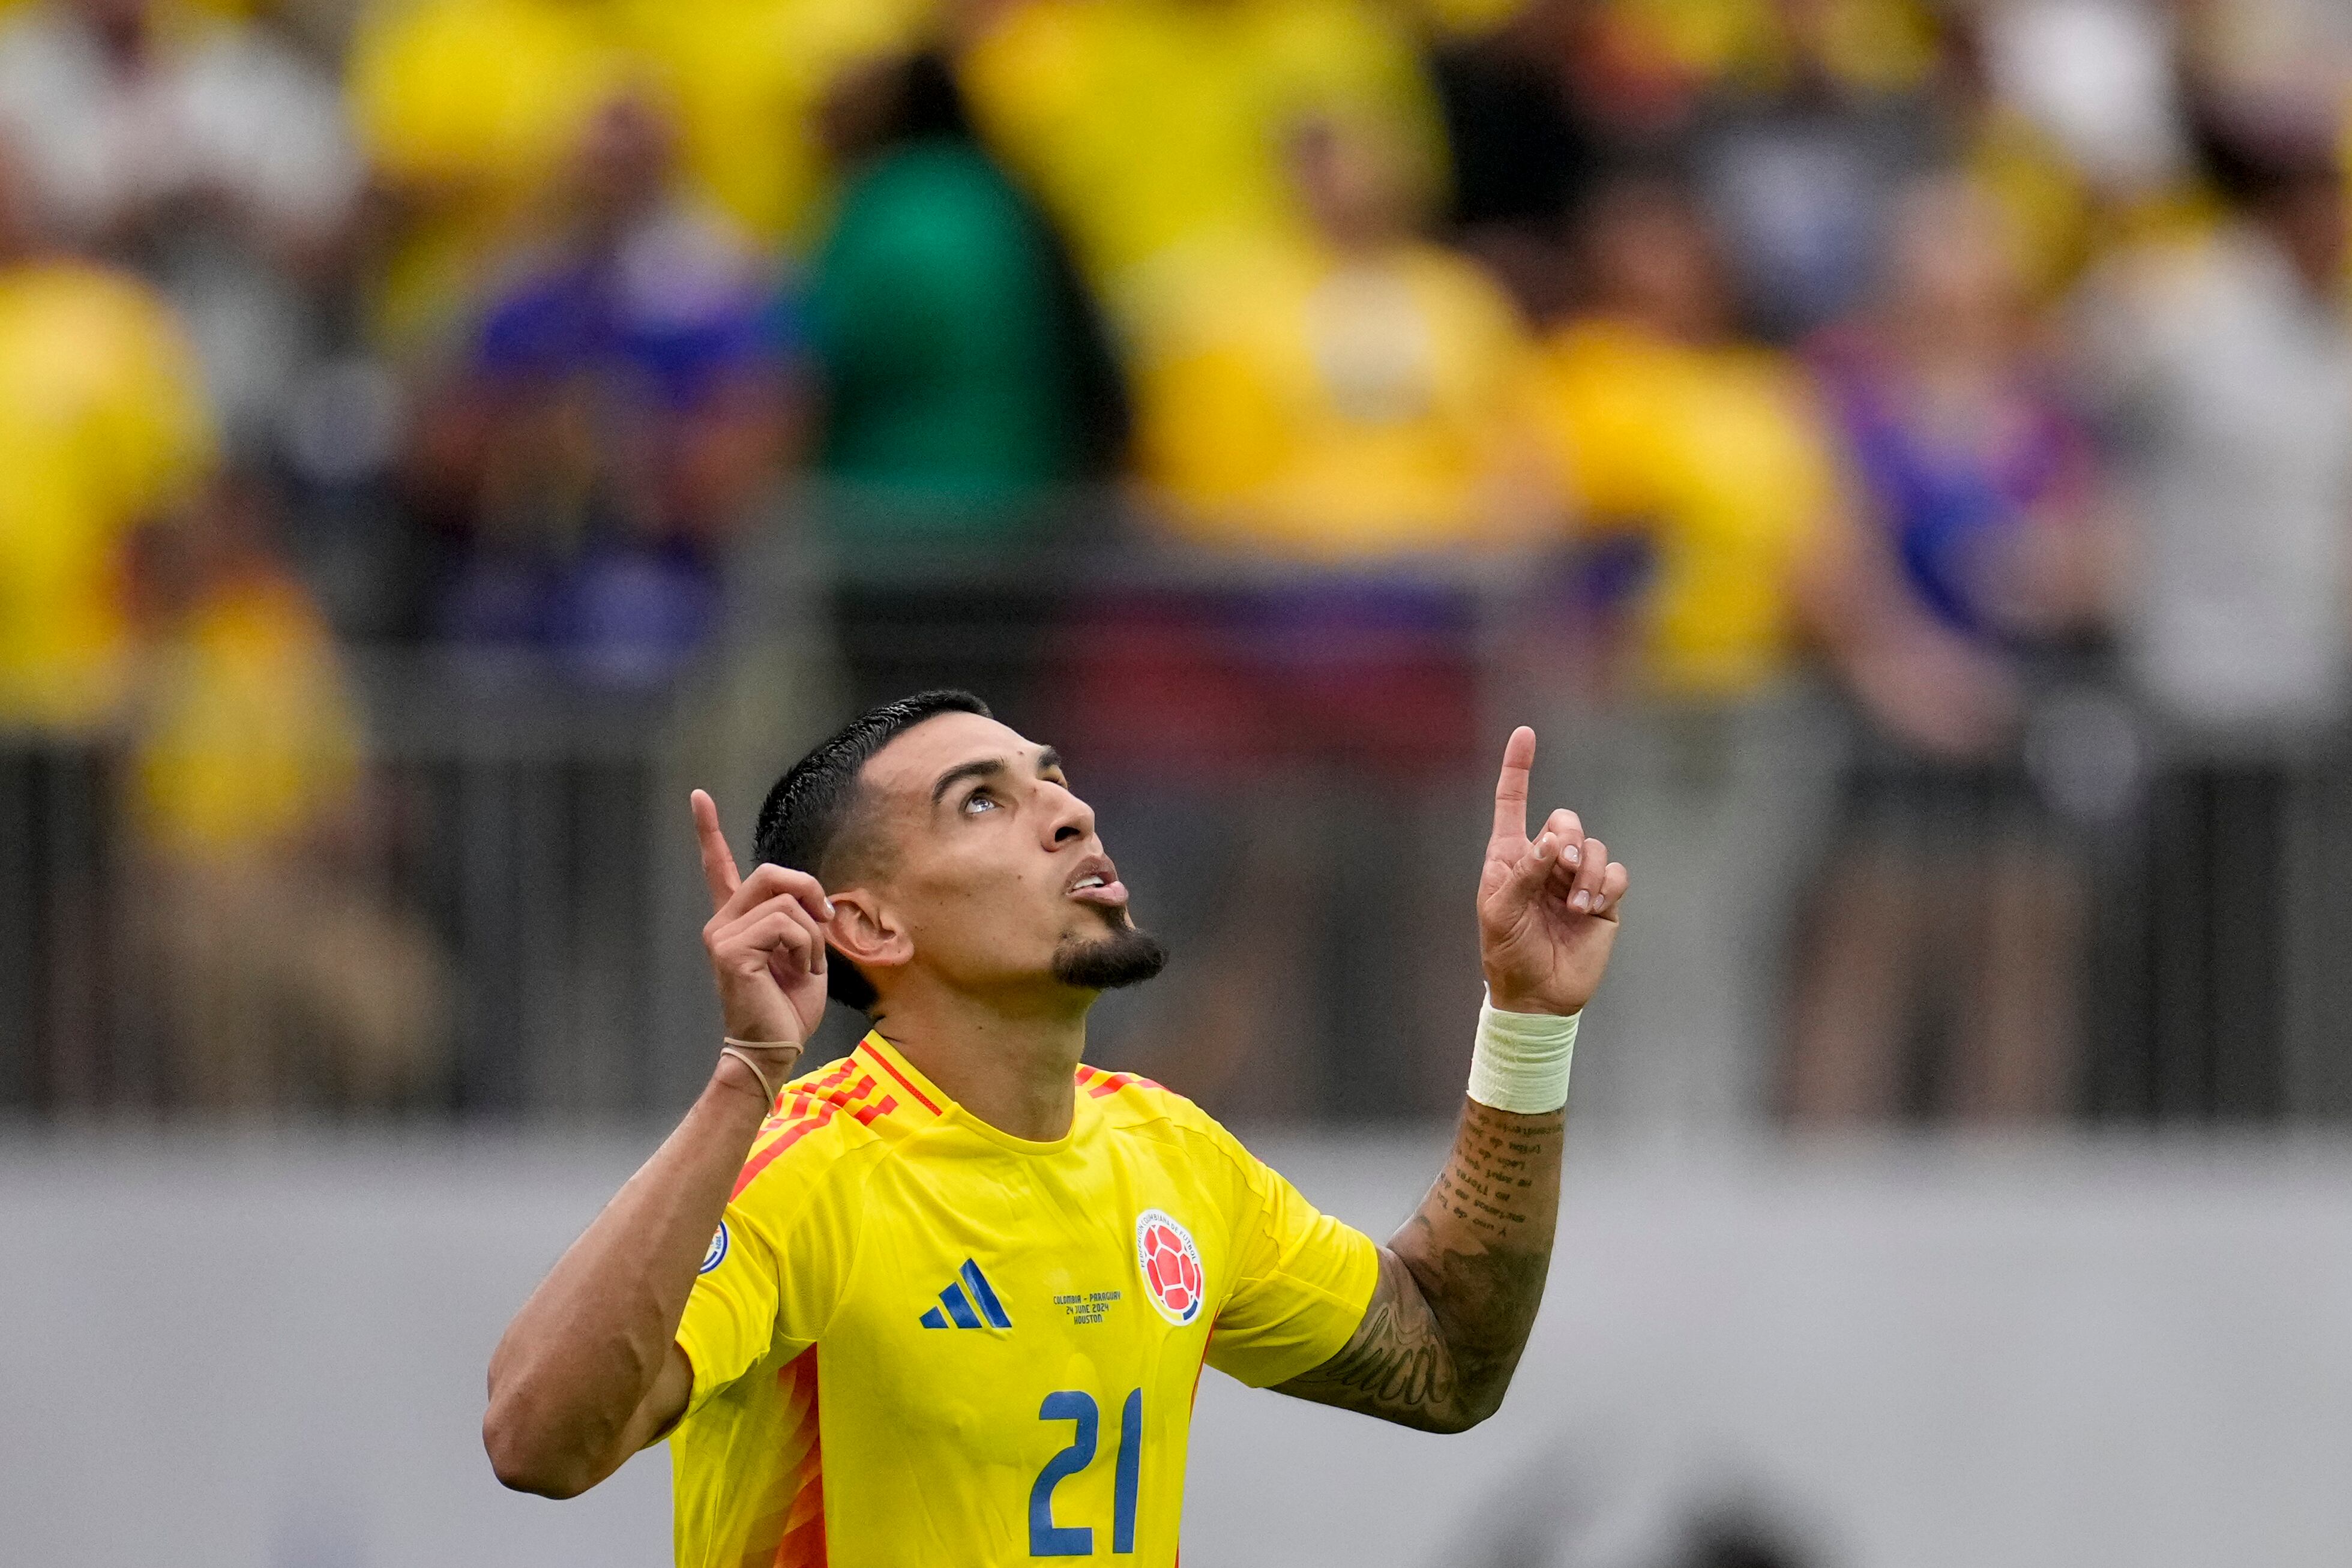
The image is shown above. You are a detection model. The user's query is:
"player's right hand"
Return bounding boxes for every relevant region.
[692,789,832,1050]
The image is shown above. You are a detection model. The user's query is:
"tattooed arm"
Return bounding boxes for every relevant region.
[1276,1101,1565,1431]
[1276,727,1625,1433]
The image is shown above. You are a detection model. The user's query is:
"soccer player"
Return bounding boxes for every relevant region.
[484,690,1629,1564]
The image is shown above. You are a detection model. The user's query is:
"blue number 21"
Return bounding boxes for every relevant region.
[1029,1389,1143,1556]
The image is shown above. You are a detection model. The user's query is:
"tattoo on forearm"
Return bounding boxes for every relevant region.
[1283,1249,1458,1415]
[1276,1101,1563,1432]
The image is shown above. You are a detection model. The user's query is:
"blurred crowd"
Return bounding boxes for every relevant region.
[4,0,2352,1128]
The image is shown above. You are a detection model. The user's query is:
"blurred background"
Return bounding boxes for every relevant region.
[6,0,2352,1562]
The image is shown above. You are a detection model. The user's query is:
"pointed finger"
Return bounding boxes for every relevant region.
[1490,727,1537,850]
[691,789,741,910]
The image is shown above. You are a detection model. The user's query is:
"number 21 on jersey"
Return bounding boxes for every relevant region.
[1030,1389,1143,1557]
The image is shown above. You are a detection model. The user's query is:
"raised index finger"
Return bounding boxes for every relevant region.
[690,789,742,910]
[1490,726,1536,849]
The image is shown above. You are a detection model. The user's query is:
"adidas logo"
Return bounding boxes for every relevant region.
[919,1259,1013,1330]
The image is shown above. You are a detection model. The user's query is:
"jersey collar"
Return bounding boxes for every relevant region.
[855,1029,1091,1156]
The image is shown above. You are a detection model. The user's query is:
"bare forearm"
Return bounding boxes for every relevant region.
[484,1063,771,1494]
[1277,1098,1565,1431]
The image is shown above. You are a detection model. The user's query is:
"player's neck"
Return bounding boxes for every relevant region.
[870,983,1088,1144]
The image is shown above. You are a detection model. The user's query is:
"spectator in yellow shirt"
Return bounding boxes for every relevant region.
[0,139,214,734]
[1517,172,1848,1142]
[613,0,936,250]
[0,132,211,1107]
[1060,115,1554,1120]
[1527,175,1840,700]
[960,0,1444,295]
[1129,112,1550,559]
[346,0,628,352]
[126,470,448,1112]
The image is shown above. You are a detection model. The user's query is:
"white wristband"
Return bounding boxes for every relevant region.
[1467,991,1577,1113]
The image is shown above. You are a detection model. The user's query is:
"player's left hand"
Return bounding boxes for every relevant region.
[1476,726,1628,1017]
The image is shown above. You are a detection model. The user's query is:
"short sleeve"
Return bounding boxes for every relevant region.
[675,1127,866,1415]
[1203,1138,1380,1389]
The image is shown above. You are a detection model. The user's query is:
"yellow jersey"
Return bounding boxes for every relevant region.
[960,0,1443,288]
[1129,235,1543,560]
[1526,318,1838,699]
[670,1030,1380,1566]
[0,260,212,730]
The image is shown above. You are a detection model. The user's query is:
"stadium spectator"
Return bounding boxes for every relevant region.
[1785,175,2110,1126]
[125,468,447,1113]
[1127,113,1549,557]
[800,47,1127,718]
[1427,0,1610,320]
[621,0,937,251]
[0,0,362,451]
[1690,0,1945,341]
[0,135,212,733]
[1519,172,1845,1140]
[346,0,628,353]
[0,130,211,1106]
[959,0,1443,301]
[1062,113,1551,1119]
[2071,96,2352,1119]
[1926,2,2110,310]
[414,90,790,688]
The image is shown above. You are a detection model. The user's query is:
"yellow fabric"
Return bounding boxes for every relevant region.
[1132,235,1542,558]
[0,262,212,730]
[1964,107,2098,304]
[1412,0,1527,40]
[1528,319,1837,698]
[960,0,1442,287]
[671,1034,1378,1567]
[346,0,630,348]
[130,572,361,861]
[1604,0,1937,92]
[615,0,934,250]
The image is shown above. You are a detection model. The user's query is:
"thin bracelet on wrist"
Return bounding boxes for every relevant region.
[718,1039,801,1107]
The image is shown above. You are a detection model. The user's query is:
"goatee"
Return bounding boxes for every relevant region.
[1053,924,1168,991]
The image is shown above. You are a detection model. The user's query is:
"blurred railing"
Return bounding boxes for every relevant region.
[0,660,710,1121]
[6,529,2352,1129]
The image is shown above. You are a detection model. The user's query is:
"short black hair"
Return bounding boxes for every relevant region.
[753,689,992,1011]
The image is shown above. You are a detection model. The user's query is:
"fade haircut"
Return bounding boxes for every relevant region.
[753,689,992,1011]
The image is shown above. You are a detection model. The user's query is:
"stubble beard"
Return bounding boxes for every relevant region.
[1051,912,1169,992]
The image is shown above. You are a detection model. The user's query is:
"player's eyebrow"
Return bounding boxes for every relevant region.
[931,756,1007,806]
[930,748,1065,807]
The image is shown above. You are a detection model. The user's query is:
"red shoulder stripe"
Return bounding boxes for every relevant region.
[1087,1071,1164,1099]
[859,1042,943,1115]
[731,1101,840,1199]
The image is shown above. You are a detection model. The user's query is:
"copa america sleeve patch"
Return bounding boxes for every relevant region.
[699,1221,730,1275]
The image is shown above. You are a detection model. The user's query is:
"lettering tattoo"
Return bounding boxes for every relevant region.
[1275,1100,1564,1433]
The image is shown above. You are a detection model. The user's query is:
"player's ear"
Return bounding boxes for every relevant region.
[825,890,910,975]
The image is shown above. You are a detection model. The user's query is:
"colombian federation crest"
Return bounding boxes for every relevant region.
[1135,1209,1204,1325]
[700,1221,730,1275]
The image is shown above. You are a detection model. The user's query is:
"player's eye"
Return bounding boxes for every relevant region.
[962,790,999,815]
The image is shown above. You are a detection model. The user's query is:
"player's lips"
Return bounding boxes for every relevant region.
[1066,856,1128,907]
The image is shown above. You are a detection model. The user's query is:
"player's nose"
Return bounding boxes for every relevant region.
[1041,776,1095,849]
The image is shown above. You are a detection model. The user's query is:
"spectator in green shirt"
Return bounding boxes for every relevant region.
[806,49,1124,535]
[798,47,1126,721]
